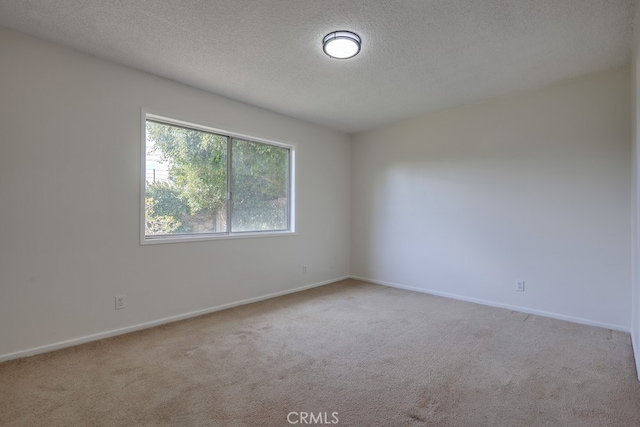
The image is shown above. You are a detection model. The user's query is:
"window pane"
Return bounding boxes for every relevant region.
[231,138,289,232]
[145,120,228,236]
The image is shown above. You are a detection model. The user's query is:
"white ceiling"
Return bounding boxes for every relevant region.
[0,1,636,133]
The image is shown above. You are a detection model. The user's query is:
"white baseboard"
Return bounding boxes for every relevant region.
[0,276,349,363]
[632,330,640,381]
[350,275,630,333]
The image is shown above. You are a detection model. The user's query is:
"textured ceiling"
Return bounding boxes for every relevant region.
[0,1,636,133]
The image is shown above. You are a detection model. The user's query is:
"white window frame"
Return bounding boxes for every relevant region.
[141,110,296,245]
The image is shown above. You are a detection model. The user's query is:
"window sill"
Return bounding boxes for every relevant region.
[141,230,297,245]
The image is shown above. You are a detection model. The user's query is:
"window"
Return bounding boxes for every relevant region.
[143,114,294,243]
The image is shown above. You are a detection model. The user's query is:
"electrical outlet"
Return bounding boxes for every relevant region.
[303,265,308,274]
[516,281,525,292]
[115,295,126,310]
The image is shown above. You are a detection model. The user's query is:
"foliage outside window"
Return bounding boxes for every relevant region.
[144,116,292,242]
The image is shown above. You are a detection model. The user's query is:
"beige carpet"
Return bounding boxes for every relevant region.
[1,279,639,426]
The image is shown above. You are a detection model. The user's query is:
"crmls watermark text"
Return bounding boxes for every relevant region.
[287,411,339,425]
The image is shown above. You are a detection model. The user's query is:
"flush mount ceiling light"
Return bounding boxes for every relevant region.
[322,31,361,59]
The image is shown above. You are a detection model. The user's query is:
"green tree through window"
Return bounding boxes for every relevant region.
[145,118,291,239]
[231,138,289,232]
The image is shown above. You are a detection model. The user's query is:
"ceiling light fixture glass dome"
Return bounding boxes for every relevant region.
[323,31,361,59]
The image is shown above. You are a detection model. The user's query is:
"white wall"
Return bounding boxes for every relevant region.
[351,67,631,330]
[632,3,640,380]
[0,28,351,360]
